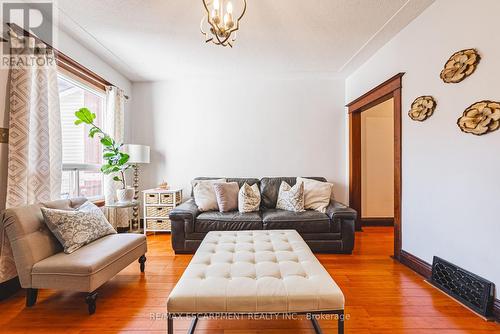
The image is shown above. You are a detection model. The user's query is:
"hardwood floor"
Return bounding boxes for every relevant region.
[1,227,499,333]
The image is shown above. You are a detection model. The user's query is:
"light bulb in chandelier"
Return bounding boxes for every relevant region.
[200,0,247,48]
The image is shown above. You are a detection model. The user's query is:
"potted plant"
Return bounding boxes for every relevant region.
[74,108,134,203]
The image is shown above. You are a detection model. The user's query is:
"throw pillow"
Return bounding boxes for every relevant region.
[297,177,334,213]
[213,182,239,212]
[276,181,305,212]
[41,201,116,254]
[238,183,261,213]
[192,179,226,211]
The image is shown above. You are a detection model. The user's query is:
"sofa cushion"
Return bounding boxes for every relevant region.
[41,201,116,254]
[192,177,260,196]
[262,209,330,233]
[192,179,226,212]
[260,177,327,209]
[195,211,263,233]
[31,233,147,292]
[276,181,305,212]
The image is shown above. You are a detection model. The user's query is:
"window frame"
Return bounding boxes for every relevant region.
[58,71,107,201]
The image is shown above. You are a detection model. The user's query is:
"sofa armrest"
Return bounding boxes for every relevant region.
[169,199,199,253]
[169,198,199,221]
[326,200,357,254]
[326,200,357,221]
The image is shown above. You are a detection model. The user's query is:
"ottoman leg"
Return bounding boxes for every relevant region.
[167,315,173,334]
[338,311,344,334]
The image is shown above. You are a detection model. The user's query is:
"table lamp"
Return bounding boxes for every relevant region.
[124,144,150,230]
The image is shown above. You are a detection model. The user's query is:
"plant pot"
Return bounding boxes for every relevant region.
[116,187,135,203]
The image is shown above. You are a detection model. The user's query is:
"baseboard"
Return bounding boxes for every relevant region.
[399,250,499,323]
[361,217,394,226]
[0,276,20,301]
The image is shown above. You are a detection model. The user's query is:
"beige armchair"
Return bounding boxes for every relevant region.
[1,198,147,314]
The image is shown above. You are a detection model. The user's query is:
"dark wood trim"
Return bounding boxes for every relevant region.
[0,276,20,301]
[399,250,432,279]
[56,52,110,91]
[348,112,361,231]
[347,73,404,260]
[399,250,500,323]
[5,23,128,98]
[346,73,404,110]
[361,217,394,226]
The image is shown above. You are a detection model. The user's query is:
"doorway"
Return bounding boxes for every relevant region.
[347,73,403,260]
[361,98,394,226]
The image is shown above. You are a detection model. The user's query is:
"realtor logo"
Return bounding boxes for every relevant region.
[1,1,54,53]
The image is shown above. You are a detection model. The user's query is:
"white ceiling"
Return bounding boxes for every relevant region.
[54,0,434,82]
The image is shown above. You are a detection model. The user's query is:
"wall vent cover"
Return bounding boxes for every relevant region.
[430,256,495,317]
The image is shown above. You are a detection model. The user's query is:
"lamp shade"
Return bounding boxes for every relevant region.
[123,144,150,164]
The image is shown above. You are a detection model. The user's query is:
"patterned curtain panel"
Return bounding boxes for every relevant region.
[104,86,129,227]
[0,30,62,284]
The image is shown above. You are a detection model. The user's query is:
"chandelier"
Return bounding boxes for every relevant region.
[200,0,247,48]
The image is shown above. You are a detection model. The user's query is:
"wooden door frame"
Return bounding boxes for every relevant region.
[346,73,404,260]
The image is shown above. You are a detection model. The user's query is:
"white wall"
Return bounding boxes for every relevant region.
[130,78,348,203]
[346,0,500,293]
[0,29,132,210]
[361,98,394,218]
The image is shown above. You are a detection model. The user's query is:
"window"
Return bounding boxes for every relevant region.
[58,73,106,200]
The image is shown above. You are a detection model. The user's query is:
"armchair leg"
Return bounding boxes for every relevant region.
[85,291,98,315]
[139,255,146,272]
[26,288,38,307]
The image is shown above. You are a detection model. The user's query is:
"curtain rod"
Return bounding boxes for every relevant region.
[5,23,129,100]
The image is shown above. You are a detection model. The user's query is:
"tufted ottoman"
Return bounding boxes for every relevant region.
[167,230,345,333]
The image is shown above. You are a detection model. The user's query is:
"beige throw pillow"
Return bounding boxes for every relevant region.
[41,201,116,254]
[192,179,226,211]
[276,181,305,212]
[238,183,261,213]
[297,177,334,213]
[213,182,239,212]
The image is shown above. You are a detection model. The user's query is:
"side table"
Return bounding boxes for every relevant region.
[106,201,141,233]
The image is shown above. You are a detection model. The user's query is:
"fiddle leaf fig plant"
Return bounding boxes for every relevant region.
[74,108,130,189]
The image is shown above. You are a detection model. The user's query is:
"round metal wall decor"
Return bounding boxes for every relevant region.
[408,96,437,121]
[440,48,480,83]
[457,100,500,136]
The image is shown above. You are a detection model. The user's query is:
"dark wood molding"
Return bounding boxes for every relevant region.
[346,73,404,111]
[361,217,394,226]
[348,112,361,231]
[0,276,20,301]
[0,127,8,144]
[347,73,403,258]
[399,250,500,323]
[5,23,128,98]
[399,250,432,279]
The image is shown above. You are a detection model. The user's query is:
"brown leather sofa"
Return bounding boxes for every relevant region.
[1,198,147,314]
[169,177,356,254]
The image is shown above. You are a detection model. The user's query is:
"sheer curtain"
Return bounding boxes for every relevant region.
[104,86,129,228]
[1,29,62,284]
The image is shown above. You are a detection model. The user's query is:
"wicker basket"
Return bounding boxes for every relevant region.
[145,193,159,204]
[146,206,172,218]
[146,219,171,231]
[160,193,173,204]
